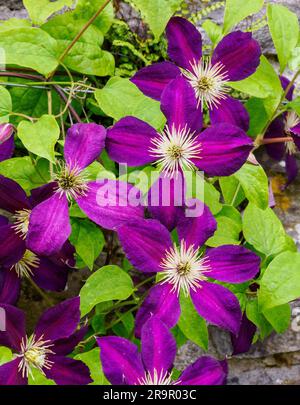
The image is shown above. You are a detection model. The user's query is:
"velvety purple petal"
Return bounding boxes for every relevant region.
[106,117,156,166]
[0,136,14,162]
[0,224,25,268]
[52,327,87,356]
[191,282,242,334]
[0,358,27,385]
[141,317,176,376]
[135,283,181,338]
[290,125,300,150]
[195,124,253,176]
[210,97,249,131]
[45,355,92,385]
[35,297,80,343]
[280,76,294,101]
[131,61,181,101]
[178,356,227,385]
[166,17,202,70]
[147,173,185,231]
[0,175,30,213]
[285,153,298,187]
[29,182,57,207]
[212,31,261,81]
[27,193,71,256]
[264,117,285,161]
[231,313,256,355]
[50,240,76,268]
[31,257,69,292]
[117,219,172,273]
[0,268,20,305]
[97,336,144,385]
[205,245,260,283]
[76,180,144,230]
[161,75,203,133]
[0,215,8,226]
[177,200,217,249]
[0,304,25,351]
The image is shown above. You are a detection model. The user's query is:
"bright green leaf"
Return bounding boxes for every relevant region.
[23,0,73,26]
[75,348,109,385]
[246,298,273,339]
[223,0,264,34]
[202,20,222,46]
[0,86,12,120]
[219,176,245,207]
[0,347,13,366]
[207,205,242,247]
[28,368,55,385]
[74,0,114,34]
[245,98,269,137]
[263,304,291,333]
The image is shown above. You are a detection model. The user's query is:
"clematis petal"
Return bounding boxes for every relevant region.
[27,193,71,256]
[106,116,156,166]
[147,173,185,231]
[0,136,14,163]
[141,317,176,376]
[166,17,202,70]
[205,245,260,283]
[280,76,294,101]
[135,283,180,338]
[177,199,217,249]
[117,219,172,273]
[64,123,106,171]
[0,216,8,226]
[161,75,203,133]
[285,153,298,187]
[0,175,30,213]
[35,297,80,343]
[0,358,27,385]
[191,281,242,335]
[264,117,285,161]
[178,356,227,385]
[0,268,20,305]
[210,97,249,131]
[212,31,261,81]
[76,180,144,230]
[231,312,256,355]
[290,125,300,150]
[45,355,92,385]
[0,224,25,268]
[97,336,145,385]
[194,124,253,176]
[31,257,69,292]
[131,61,181,101]
[0,304,25,351]
[29,182,57,207]
[52,327,87,356]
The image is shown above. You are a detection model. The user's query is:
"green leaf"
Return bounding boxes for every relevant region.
[178,293,208,350]
[95,77,165,129]
[0,28,59,76]
[287,96,300,116]
[75,348,109,385]
[258,252,300,309]
[70,219,105,270]
[73,0,114,34]
[223,0,264,34]
[23,0,73,26]
[234,163,268,209]
[28,368,55,385]
[267,4,299,73]
[131,0,182,40]
[0,347,13,366]
[263,304,291,334]
[243,203,293,257]
[0,86,12,120]
[289,47,300,71]
[245,98,269,137]
[207,205,242,247]
[219,176,245,207]
[246,298,273,339]
[0,19,31,32]
[80,265,134,316]
[202,20,222,46]
[17,115,60,162]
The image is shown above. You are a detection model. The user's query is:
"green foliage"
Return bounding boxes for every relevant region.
[75,348,109,385]
[207,205,242,247]
[223,0,264,34]
[0,86,12,122]
[23,0,73,26]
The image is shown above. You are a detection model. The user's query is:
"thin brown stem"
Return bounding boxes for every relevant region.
[259,136,294,145]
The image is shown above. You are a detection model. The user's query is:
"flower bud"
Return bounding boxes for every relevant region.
[0,123,14,145]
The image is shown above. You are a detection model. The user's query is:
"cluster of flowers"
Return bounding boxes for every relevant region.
[0,16,289,385]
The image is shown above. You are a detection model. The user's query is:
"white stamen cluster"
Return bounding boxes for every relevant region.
[160,240,210,296]
[149,124,201,177]
[183,58,229,110]
[11,250,40,278]
[137,369,176,385]
[17,334,54,379]
[12,209,31,239]
[53,161,89,201]
[284,111,300,155]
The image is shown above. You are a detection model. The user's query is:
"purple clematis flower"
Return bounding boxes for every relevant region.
[0,124,14,162]
[107,75,253,178]
[0,297,91,385]
[265,76,300,187]
[230,312,257,355]
[97,317,227,385]
[131,17,261,129]
[117,204,260,336]
[26,123,144,255]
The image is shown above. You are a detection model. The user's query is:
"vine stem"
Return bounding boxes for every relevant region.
[259,136,294,145]
[27,277,54,307]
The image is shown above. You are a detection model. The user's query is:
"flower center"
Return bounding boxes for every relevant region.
[17,334,54,379]
[11,250,40,278]
[183,58,229,110]
[160,240,210,296]
[12,209,31,239]
[284,112,299,155]
[149,124,201,177]
[53,161,89,200]
[137,369,175,385]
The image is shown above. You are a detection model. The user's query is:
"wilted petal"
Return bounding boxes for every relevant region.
[0,175,30,213]
[131,61,181,101]
[0,136,14,162]
[210,97,249,131]
[31,257,69,292]
[118,219,172,273]
[135,283,180,338]
[280,76,294,101]
[285,153,298,187]
[0,304,25,351]
[0,224,25,268]
[195,124,253,176]
[166,17,202,70]
[76,180,144,230]
[0,358,27,385]
[178,356,227,385]
[106,117,157,166]
[0,268,20,305]
[231,313,256,355]
[191,282,242,334]
[97,336,144,385]
[64,123,106,171]
[264,117,285,161]
[45,355,92,385]
[205,245,260,283]
[27,193,71,256]
[212,31,261,81]
[35,297,80,343]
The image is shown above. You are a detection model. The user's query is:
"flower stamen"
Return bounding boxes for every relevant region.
[53,161,89,201]
[12,209,31,239]
[137,369,177,385]
[11,250,40,278]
